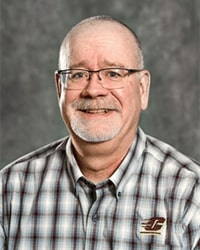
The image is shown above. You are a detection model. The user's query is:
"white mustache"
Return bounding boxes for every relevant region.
[72,98,120,111]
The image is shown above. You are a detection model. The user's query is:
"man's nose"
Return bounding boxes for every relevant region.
[80,73,109,98]
[88,71,102,81]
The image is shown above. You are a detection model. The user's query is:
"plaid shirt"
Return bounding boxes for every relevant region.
[1,128,200,249]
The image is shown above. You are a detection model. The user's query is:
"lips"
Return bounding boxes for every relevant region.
[80,109,113,114]
[72,98,120,115]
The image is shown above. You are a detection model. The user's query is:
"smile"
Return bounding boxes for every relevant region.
[81,109,111,114]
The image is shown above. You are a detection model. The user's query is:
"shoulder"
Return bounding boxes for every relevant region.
[0,137,69,178]
[139,129,200,210]
[139,128,200,178]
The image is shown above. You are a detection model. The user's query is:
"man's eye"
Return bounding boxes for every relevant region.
[71,72,86,79]
[68,71,87,80]
[107,71,121,79]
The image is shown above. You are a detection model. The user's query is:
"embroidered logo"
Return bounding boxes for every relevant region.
[140,217,166,235]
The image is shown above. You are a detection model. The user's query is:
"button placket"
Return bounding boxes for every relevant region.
[89,188,101,224]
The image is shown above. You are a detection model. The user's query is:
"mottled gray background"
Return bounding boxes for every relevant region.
[1,0,200,168]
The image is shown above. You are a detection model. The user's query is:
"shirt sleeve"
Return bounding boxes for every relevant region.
[0,172,6,250]
[0,224,6,250]
[183,178,200,249]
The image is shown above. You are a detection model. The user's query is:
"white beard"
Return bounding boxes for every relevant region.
[69,97,121,142]
[70,114,121,142]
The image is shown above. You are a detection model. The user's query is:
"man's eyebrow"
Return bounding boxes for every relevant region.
[102,60,125,68]
[69,61,88,68]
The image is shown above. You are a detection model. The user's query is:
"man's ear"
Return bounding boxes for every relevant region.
[139,70,151,110]
[55,72,62,99]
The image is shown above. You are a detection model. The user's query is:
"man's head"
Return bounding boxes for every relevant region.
[58,16,144,70]
[55,16,151,146]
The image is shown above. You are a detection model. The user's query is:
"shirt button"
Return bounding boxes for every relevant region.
[92,213,99,223]
[117,191,121,199]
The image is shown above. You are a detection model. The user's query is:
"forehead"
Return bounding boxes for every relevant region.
[71,21,136,49]
[61,21,138,68]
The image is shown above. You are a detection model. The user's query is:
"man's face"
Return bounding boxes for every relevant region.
[56,22,150,144]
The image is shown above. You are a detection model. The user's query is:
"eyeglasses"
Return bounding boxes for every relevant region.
[56,67,144,90]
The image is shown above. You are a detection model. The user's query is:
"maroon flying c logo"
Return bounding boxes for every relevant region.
[140,217,166,235]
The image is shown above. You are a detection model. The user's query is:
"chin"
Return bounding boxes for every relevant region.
[71,126,120,143]
[70,115,122,143]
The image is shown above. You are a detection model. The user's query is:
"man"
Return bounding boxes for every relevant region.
[1,16,199,249]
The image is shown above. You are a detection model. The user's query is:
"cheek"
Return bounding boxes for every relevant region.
[59,91,74,124]
[115,84,142,115]
[116,86,142,132]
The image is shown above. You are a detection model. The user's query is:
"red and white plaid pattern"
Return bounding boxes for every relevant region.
[1,128,200,249]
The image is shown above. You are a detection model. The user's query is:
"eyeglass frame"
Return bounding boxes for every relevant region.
[55,67,144,90]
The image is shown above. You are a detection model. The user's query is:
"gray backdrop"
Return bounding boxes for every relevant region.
[1,0,200,168]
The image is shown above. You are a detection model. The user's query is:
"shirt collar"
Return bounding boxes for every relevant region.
[65,127,147,197]
[66,138,84,184]
[110,127,147,196]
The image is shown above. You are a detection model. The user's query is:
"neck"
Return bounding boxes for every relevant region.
[71,132,136,184]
